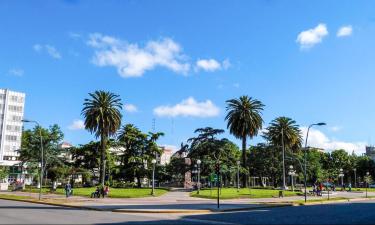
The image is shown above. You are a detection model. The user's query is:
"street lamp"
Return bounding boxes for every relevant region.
[288,165,296,192]
[353,168,357,189]
[366,172,370,198]
[151,159,156,196]
[339,168,344,190]
[281,128,286,190]
[22,119,44,201]
[236,160,240,192]
[197,159,201,194]
[303,122,326,202]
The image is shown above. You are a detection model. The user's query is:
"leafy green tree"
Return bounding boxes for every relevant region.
[20,124,65,183]
[0,166,9,182]
[225,96,264,186]
[117,124,164,187]
[82,90,123,186]
[263,116,302,152]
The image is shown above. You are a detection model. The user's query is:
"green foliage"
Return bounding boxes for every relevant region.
[263,116,302,152]
[20,124,65,181]
[82,90,123,185]
[0,166,9,181]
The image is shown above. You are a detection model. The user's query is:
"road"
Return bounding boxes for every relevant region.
[1,199,375,224]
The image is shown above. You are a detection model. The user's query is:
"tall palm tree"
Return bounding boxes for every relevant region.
[225,96,264,187]
[82,90,122,185]
[263,116,302,152]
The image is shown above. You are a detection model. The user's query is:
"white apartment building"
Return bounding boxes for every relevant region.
[0,89,25,167]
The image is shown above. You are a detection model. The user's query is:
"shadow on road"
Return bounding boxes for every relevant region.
[96,202,375,225]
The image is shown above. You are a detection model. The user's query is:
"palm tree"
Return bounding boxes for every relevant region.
[225,96,264,187]
[82,90,123,186]
[263,116,302,152]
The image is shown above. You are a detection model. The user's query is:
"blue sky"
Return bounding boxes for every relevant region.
[1,0,375,153]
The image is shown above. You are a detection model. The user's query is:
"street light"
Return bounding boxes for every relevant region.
[366,172,370,198]
[353,168,357,189]
[22,119,44,201]
[197,159,201,194]
[236,160,240,192]
[281,128,286,190]
[151,159,156,196]
[304,122,326,202]
[339,168,344,190]
[288,165,296,192]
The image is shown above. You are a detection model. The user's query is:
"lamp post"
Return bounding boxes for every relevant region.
[236,160,240,192]
[197,159,201,194]
[353,168,357,189]
[339,168,344,190]
[303,122,326,202]
[366,172,370,198]
[288,165,296,192]
[151,159,156,196]
[281,128,286,190]
[22,119,44,201]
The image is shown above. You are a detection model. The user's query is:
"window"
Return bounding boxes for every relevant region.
[8,115,22,122]
[6,125,21,132]
[5,135,17,142]
[8,105,23,112]
[10,96,24,103]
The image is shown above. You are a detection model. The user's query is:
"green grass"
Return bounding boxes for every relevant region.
[22,187,168,198]
[354,188,375,192]
[191,188,299,199]
[0,194,36,201]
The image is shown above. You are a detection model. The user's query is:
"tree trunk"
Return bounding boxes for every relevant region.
[242,136,247,188]
[100,134,107,186]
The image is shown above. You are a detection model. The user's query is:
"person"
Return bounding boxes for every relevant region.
[312,183,317,196]
[65,183,71,198]
[348,183,352,192]
[91,186,100,198]
[104,185,110,197]
[332,183,336,192]
[319,183,323,196]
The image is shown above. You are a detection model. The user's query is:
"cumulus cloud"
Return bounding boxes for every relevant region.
[87,33,190,77]
[195,58,230,72]
[33,44,62,59]
[153,97,220,118]
[337,25,352,37]
[68,119,85,130]
[301,127,366,154]
[296,23,328,49]
[124,104,138,113]
[8,68,24,77]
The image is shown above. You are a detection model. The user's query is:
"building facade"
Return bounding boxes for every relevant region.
[366,146,375,161]
[0,89,25,167]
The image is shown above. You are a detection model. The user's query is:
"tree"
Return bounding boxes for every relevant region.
[117,124,164,187]
[263,116,302,152]
[82,90,122,186]
[20,124,65,184]
[225,96,264,187]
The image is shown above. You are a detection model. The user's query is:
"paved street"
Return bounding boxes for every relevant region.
[2,198,375,224]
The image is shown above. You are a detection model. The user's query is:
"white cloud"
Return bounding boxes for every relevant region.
[87,33,190,77]
[33,44,62,59]
[301,127,366,154]
[296,23,328,49]
[153,97,220,118]
[195,58,230,72]
[68,120,85,130]
[329,126,342,132]
[8,68,24,77]
[68,32,82,39]
[233,83,240,88]
[337,25,352,37]
[124,104,138,113]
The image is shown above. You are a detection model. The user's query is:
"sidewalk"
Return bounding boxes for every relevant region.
[2,188,374,213]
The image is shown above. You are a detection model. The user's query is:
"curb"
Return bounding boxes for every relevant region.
[0,196,105,211]
[113,209,212,214]
[291,197,373,206]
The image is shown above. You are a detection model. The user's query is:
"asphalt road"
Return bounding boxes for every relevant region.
[2,199,375,224]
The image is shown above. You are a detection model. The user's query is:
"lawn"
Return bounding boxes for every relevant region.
[0,194,35,201]
[22,187,168,198]
[293,197,348,205]
[191,188,299,199]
